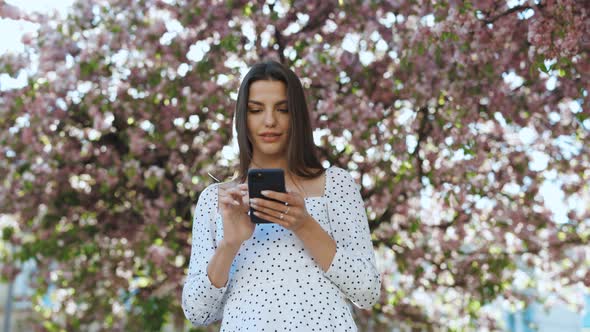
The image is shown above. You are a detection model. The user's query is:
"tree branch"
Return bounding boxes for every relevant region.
[483,5,534,25]
[412,107,431,181]
[268,2,286,63]
[298,2,336,34]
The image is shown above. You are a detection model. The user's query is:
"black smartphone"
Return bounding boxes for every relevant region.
[248,168,286,224]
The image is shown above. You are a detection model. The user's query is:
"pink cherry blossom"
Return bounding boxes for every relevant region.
[1,0,588,330]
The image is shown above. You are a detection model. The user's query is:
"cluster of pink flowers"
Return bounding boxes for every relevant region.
[0,0,588,330]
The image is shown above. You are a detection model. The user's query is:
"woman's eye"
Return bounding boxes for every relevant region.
[277,108,289,113]
[248,109,262,113]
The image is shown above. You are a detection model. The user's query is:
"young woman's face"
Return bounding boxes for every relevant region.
[246,80,290,159]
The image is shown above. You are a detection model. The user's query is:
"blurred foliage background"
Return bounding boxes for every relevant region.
[0,0,589,331]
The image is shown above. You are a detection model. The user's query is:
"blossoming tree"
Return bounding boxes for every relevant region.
[0,0,588,330]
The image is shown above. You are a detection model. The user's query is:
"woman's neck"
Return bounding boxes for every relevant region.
[249,156,311,197]
[249,156,289,170]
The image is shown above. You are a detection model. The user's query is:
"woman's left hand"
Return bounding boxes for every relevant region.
[249,190,312,232]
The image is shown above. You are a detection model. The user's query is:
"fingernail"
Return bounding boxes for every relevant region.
[261,190,269,195]
[233,200,239,205]
[250,198,257,203]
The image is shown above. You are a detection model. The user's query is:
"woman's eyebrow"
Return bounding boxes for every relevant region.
[248,100,288,106]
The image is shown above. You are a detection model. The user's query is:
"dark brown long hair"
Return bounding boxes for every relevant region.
[235,60,324,182]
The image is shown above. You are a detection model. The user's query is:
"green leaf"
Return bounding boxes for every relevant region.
[145,176,159,191]
[130,296,172,331]
[80,60,99,80]
[82,243,99,256]
[196,59,212,75]
[55,190,81,208]
[460,1,473,14]
[220,35,239,52]
[3,63,14,75]
[243,3,253,16]
[99,183,110,194]
[23,180,33,192]
[483,63,494,77]
[416,42,425,55]
[17,162,31,175]
[42,214,61,227]
[270,10,279,21]
[14,96,24,112]
[435,46,443,67]
[414,265,424,277]
[410,219,419,233]
[538,61,549,74]
[294,40,309,54]
[148,71,162,87]
[468,300,481,314]
[2,226,14,241]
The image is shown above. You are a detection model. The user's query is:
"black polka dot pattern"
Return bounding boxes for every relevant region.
[182,184,227,325]
[181,167,381,331]
[322,167,381,309]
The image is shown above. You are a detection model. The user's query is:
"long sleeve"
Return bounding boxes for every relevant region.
[323,167,381,309]
[181,184,228,325]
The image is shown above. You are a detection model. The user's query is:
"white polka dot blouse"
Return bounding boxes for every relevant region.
[182,167,381,331]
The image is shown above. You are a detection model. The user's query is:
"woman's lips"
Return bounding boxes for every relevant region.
[259,134,281,142]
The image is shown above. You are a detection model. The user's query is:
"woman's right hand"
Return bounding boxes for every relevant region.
[218,183,254,247]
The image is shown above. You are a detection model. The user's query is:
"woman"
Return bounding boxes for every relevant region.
[182,60,381,331]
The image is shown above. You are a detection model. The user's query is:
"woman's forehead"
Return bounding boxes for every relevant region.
[248,80,287,102]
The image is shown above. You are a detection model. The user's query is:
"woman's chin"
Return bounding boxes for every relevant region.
[257,146,287,158]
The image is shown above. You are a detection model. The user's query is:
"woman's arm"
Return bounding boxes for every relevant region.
[206,240,241,288]
[181,185,230,326]
[320,167,382,309]
[293,217,337,271]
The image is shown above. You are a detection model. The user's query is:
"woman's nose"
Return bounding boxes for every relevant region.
[263,110,276,126]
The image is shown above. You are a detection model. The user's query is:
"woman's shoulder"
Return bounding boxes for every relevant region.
[325,166,352,179]
[327,166,362,192]
[196,180,240,212]
[200,179,242,196]
[197,182,220,203]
